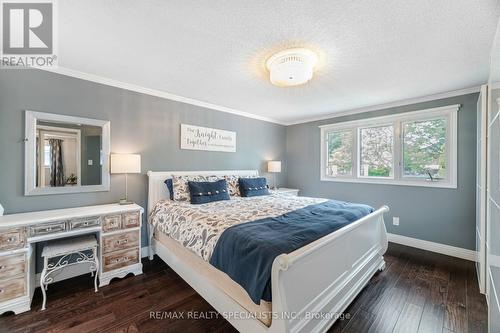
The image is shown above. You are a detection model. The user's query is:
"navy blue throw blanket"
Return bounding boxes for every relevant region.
[209,200,374,304]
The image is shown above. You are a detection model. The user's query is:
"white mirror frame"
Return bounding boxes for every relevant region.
[24,110,111,196]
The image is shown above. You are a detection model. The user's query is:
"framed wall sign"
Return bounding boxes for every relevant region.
[180,124,236,152]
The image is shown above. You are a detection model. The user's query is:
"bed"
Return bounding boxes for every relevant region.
[147,170,389,333]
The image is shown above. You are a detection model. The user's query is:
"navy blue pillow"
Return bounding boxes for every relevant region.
[164,179,174,200]
[188,179,230,204]
[239,177,270,197]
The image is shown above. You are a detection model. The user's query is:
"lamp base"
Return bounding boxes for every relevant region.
[119,199,134,205]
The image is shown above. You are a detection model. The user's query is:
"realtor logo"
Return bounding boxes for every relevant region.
[1,0,57,68]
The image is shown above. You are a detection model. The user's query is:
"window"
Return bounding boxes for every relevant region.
[359,125,394,178]
[44,143,51,167]
[320,105,458,188]
[326,130,353,177]
[402,118,447,180]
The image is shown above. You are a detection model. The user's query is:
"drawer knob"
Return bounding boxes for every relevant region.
[0,266,4,270]
[6,237,15,242]
[116,239,128,245]
[0,289,3,293]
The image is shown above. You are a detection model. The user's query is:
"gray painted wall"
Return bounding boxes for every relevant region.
[286,93,478,250]
[0,69,286,249]
[0,69,478,253]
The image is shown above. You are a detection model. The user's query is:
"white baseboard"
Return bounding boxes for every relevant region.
[33,238,475,289]
[387,233,477,262]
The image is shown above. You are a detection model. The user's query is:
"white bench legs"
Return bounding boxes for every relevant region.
[40,235,99,311]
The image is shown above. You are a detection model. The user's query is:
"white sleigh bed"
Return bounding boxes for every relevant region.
[147,170,389,333]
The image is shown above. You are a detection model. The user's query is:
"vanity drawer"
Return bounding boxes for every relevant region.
[30,221,66,237]
[102,215,122,233]
[102,248,139,272]
[70,216,100,230]
[102,231,139,254]
[122,212,140,229]
[0,253,26,280]
[0,277,25,302]
[0,228,26,251]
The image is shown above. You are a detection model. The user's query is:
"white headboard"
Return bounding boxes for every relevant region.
[146,170,260,215]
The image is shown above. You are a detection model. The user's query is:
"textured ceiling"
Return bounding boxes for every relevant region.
[57,0,500,124]
[490,19,500,83]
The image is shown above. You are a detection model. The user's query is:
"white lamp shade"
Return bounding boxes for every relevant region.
[268,160,282,173]
[111,154,141,174]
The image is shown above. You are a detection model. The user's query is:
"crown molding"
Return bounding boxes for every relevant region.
[284,85,482,125]
[41,67,481,127]
[40,67,284,125]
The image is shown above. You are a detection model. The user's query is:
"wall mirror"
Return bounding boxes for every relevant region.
[25,111,110,195]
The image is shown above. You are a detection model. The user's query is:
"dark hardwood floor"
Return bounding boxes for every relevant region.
[0,243,487,333]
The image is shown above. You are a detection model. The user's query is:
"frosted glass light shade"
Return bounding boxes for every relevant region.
[111,154,141,174]
[266,48,318,87]
[268,161,282,173]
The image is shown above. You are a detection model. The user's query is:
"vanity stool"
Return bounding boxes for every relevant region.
[40,235,99,311]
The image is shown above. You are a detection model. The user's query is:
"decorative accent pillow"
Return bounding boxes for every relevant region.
[163,179,174,200]
[224,175,256,196]
[239,177,270,197]
[188,179,230,204]
[171,175,219,201]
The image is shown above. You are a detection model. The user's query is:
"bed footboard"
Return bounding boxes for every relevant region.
[268,206,389,333]
[148,203,389,333]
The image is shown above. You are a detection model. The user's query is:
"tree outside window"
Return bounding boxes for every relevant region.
[403,118,446,179]
[359,125,393,177]
[327,130,352,176]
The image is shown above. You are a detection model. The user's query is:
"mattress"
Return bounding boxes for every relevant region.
[149,193,327,262]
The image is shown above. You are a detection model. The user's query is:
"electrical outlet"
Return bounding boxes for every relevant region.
[393,217,400,226]
[88,160,93,166]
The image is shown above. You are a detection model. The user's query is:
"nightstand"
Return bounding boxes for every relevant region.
[271,188,300,196]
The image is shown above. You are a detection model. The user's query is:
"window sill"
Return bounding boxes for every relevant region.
[320,176,457,189]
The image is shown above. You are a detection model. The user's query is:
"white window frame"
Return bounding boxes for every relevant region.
[320,104,459,188]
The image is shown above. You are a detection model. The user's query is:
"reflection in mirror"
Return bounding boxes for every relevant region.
[35,121,103,188]
[25,111,110,196]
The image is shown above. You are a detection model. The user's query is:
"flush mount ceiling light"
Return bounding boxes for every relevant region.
[265,48,318,87]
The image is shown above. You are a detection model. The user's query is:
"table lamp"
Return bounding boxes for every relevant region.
[267,160,281,190]
[111,154,141,205]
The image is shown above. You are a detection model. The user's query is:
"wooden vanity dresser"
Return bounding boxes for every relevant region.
[0,203,144,315]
